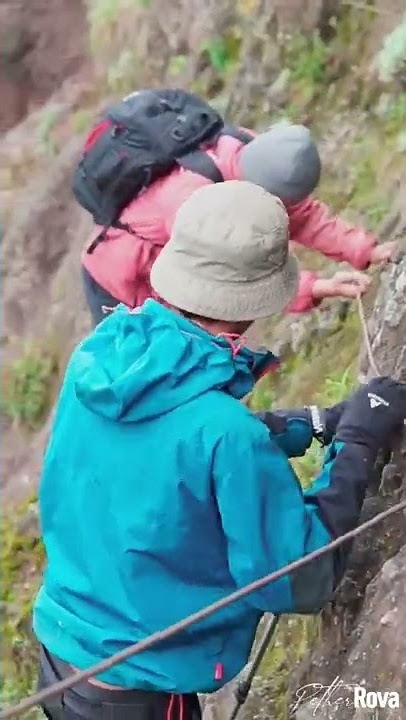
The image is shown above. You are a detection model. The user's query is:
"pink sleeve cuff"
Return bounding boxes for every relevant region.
[350,232,377,270]
[284,271,320,314]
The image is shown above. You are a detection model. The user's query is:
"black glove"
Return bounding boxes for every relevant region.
[336,377,406,451]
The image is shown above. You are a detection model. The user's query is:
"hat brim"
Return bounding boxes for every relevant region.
[150,250,299,322]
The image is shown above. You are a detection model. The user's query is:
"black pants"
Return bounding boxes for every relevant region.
[81,266,121,328]
[38,646,202,720]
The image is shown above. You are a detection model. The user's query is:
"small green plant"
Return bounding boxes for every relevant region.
[200,36,230,74]
[284,31,329,86]
[274,102,299,122]
[87,0,142,90]
[107,48,139,93]
[384,94,406,137]
[168,54,188,78]
[1,348,57,430]
[36,107,60,156]
[248,375,275,412]
[71,108,93,134]
[317,366,355,407]
[1,500,44,717]
[88,0,137,54]
[292,441,324,490]
[200,29,242,77]
[365,197,391,230]
[349,148,375,199]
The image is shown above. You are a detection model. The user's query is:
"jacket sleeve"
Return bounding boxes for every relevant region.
[255,410,313,457]
[284,269,321,313]
[213,417,374,614]
[288,196,377,270]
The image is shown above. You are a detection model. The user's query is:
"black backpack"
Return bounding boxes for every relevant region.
[72,88,251,253]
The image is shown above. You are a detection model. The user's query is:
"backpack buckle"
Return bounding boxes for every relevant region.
[171,115,188,142]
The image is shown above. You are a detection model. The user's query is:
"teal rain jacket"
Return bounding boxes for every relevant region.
[34,301,365,692]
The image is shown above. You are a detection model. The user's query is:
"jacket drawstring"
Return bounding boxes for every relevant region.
[216,332,247,358]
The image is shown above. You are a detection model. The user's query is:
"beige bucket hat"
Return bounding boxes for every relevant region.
[150,180,299,321]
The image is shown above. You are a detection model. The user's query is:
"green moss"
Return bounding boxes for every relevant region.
[87,0,143,92]
[250,310,358,413]
[1,499,44,714]
[252,616,321,720]
[247,374,275,412]
[36,108,60,157]
[1,346,58,431]
[383,94,406,137]
[197,27,243,94]
[279,30,330,109]
[333,4,374,60]
[71,108,93,134]
[168,54,189,78]
[107,48,139,93]
[284,32,328,85]
[88,0,139,56]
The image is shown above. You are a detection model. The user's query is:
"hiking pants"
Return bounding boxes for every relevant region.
[81,266,121,328]
[38,646,202,720]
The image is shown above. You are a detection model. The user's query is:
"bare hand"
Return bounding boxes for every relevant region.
[369,241,398,265]
[312,270,372,301]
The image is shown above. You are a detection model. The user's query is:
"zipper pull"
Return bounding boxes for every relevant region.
[214,663,223,682]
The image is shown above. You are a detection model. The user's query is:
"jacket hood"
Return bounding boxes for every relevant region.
[73,301,278,422]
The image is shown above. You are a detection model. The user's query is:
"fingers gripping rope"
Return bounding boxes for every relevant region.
[2,501,406,720]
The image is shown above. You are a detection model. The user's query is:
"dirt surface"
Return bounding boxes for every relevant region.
[0,0,88,132]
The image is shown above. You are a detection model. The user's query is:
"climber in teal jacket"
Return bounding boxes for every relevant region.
[33,181,406,720]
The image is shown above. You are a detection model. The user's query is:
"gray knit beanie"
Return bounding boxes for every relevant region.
[150,180,298,322]
[239,122,321,204]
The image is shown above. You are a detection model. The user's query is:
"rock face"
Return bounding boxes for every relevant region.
[0,0,88,132]
[1,137,92,346]
[293,548,405,720]
[288,233,406,720]
[360,235,406,384]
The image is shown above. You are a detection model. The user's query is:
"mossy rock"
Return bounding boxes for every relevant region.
[1,499,43,712]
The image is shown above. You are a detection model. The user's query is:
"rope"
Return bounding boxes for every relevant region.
[2,500,406,720]
[356,293,381,377]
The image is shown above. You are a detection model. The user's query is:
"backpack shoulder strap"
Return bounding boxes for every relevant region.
[176,126,252,182]
[86,220,137,255]
[222,125,252,145]
[177,150,224,183]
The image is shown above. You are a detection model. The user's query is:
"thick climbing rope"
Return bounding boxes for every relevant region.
[2,501,406,719]
[2,294,405,720]
[356,293,381,377]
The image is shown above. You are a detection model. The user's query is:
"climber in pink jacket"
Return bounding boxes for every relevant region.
[81,123,396,326]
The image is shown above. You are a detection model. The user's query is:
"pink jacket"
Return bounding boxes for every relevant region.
[82,133,376,313]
